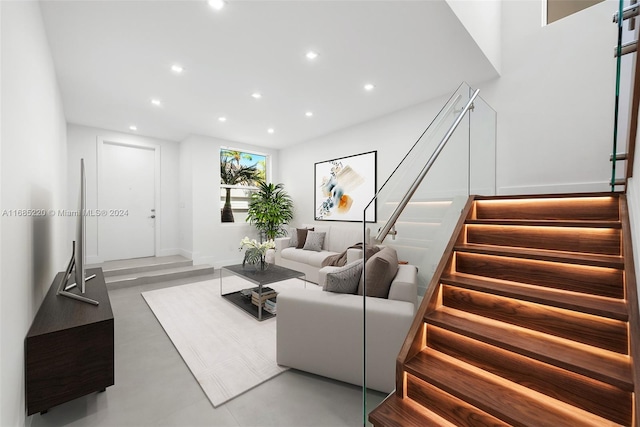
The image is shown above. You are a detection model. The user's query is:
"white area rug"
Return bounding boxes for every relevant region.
[142,276,308,407]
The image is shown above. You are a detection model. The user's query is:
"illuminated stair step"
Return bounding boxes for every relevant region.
[424,307,632,391]
[425,326,632,425]
[474,195,619,221]
[439,273,628,321]
[405,350,623,427]
[441,285,628,353]
[465,223,621,255]
[455,252,624,298]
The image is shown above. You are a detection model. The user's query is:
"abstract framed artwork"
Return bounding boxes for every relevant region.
[314,151,377,222]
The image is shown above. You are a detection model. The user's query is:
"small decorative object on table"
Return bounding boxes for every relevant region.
[239,237,276,272]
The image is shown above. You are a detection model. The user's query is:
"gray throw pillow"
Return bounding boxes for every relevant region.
[357,247,399,298]
[303,231,325,252]
[288,228,298,248]
[323,261,363,294]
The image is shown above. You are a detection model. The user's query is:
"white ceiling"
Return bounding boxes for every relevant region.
[40,0,499,149]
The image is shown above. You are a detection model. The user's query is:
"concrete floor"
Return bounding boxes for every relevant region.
[29,275,387,427]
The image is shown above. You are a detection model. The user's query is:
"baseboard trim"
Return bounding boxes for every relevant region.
[157,248,181,257]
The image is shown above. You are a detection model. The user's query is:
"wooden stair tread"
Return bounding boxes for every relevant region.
[368,393,456,427]
[440,273,628,321]
[405,349,622,427]
[454,243,624,269]
[425,308,633,391]
[426,326,632,425]
[466,219,622,229]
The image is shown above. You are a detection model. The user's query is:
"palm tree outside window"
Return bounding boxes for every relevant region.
[220,149,267,222]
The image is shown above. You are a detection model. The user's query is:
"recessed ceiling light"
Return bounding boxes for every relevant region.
[364,83,375,91]
[129,125,138,131]
[150,98,162,106]
[251,92,262,99]
[306,51,319,60]
[171,64,184,74]
[305,111,313,117]
[267,128,275,134]
[207,0,225,11]
[218,116,227,122]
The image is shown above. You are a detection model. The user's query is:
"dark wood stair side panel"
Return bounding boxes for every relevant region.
[405,374,511,427]
[404,350,620,427]
[474,196,620,221]
[440,273,628,321]
[425,308,633,391]
[619,195,640,427]
[441,286,628,354]
[465,225,621,256]
[455,252,624,299]
[426,325,633,426]
[455,244,624,269]
[368,393,454,427]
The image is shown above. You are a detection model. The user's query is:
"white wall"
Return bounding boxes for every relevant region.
[446,0,502,74]
[66,124,180,263]
[1,2,68,426]
[479,0,616,194]
[179,134,280,267]
[280,95,450,229]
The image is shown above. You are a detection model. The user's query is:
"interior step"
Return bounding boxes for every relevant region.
[455,251,624,298]
[368,393,462,427]
[105,264,214,289]
[454,244,624,269]
[426,326,632,425]
[87,255,193,277]
[405,349,623,427]
[474,195,619,221]
[465,223,621,255]
[425,308,633,391]
[440,273,628,321]
[440,285,628,353]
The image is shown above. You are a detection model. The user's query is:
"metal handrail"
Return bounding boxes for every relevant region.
[613,1,639,24]
[374,88,480,243]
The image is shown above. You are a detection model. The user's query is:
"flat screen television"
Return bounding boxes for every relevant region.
[56,158,99,306]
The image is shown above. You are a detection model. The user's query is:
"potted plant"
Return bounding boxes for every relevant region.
[220,150,261,222]
[239,237,276,271]
[246,182,294,241]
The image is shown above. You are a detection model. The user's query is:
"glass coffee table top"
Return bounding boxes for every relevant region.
[220,264,305,321]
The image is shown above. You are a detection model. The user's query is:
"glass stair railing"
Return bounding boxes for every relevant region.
[612,0,639,190]
[363,82,496,296]
[359,82,496,423]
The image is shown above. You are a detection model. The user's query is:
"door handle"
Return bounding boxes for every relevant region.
[150,215,156,219]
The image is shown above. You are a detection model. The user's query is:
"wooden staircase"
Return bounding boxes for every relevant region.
[369,193,640,427]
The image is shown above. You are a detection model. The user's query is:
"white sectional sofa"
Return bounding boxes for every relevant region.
[276,261,418,393]
[274,224,367,284]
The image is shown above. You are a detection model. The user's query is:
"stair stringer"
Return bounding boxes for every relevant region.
[621,195,640,427]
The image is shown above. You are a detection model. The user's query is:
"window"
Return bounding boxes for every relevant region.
[220,149,267,223]
[546,0,604,25]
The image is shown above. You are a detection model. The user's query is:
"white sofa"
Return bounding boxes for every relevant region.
[276,263,418,393]
[274,224,367,284]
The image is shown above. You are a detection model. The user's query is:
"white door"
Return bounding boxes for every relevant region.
[99,142,156,261]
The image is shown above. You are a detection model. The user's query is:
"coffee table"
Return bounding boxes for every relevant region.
[220,264,306,321]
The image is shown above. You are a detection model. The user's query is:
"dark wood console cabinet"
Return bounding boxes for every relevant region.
[25,268,114,415]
